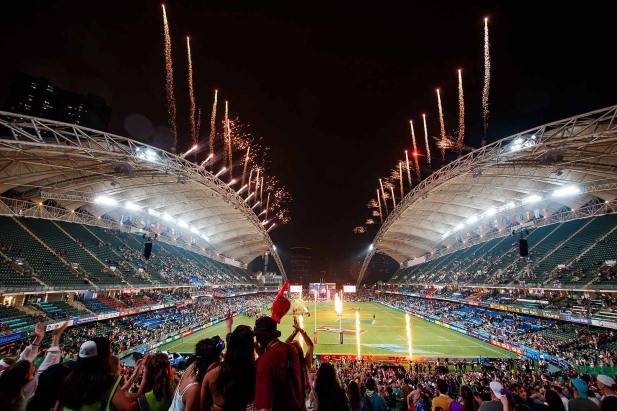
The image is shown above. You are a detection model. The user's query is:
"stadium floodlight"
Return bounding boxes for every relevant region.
[135,147,159,163]
[368,243,374,251]
[552,185,581,198]
[200,233,209,241]
[177,219,189,229]
[147,208,160,217]
[454,223,465,231]
[503,202,516,210]
[94,195,118,207]
[484,207,497,217]
[273,244,277,251]
[441,230,451,239]
[522,194,542,205]
[124,201,142,211]
[190,227,198,234]
[162,213,175,223]
[466,215,478,224]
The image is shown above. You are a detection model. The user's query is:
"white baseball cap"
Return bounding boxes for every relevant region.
[597,375,616,388]
[490,381,504,399]
[79,340,98,359]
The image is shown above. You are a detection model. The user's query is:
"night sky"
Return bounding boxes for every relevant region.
[1,1,615,283]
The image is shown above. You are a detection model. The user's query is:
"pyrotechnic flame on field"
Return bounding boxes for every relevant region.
[355,310,361,360]
[224,101,233,177]
[483,17,491,142]
[422,114,432,169]
[457,68,465,155]
[398,161,404,200]
[241,147,250,185]
[436,88,447,160]
[409,120,421,179]
[208,89,218,157]
[161,4,177,150]
[379,179,388,214]
[334,292,343,315]
[186,36,197,146]
[376,189,383,223]
[405,312,413,360]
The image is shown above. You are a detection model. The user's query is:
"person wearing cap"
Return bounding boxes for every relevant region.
[57,337,134,411]
[596,375,617,411]
[253,316,305,411]
[568,378,599,411]
[478,381,504,411]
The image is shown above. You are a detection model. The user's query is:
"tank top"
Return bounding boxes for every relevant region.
[62,375,122,411]
[169,371,199,411]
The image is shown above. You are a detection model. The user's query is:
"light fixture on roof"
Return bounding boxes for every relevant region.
[162,213,175,223]
[200,233,209,241]
[148,208,160,217]
[441,230,451,239]
[94,195,118,207]
[368,243,374,251]
[552,185,581,197]
[177,219,189,229]
[135,147,159,163]
[504,201,516,210]
[454,223,465,231]
[466,215,478,224]
[190,227,198,234]
[124,201,142,211]
[484,207,497,217]
[521,194,542,205]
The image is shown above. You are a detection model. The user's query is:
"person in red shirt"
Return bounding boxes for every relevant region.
[253,316,306,411]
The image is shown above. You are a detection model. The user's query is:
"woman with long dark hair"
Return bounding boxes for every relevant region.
[201,324,256,410]
[313,362,349,411]
[57,337,134,410]
[346,380,365,411]
[544,390,565,411]
[170,337,223,411]
[457,386,478,411]
[0,360,34,411]
[122,353,176,411]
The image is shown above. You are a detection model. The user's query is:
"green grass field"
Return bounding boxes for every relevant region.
[159,301,511,359]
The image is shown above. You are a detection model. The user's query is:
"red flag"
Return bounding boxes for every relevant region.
[271,279,290,323]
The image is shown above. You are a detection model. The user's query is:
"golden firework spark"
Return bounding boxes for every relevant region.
[409,120,421,179]
[398,161,404,200]
[225,101,232,176]
[404,150,412,186]
[254,168,260,202]
[161,4,177,150]
[265,192,270,221]
[422,113,432,169]
[436,88,447,160]
[483,17,491,142]
[457,68,465,155]
[241,146,250,185]
[260,176,264,203]
[208,89,218,157]
[390,185,396,208]
[379,179,388,214]
[186,36,197,147]
[376,189,383,223]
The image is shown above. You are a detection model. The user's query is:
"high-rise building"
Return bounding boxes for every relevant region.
[4,72,111,130]
[289,246,312,284]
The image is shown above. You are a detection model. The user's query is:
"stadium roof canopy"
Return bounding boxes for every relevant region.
[358,105,617,285]
[0,111,286,276]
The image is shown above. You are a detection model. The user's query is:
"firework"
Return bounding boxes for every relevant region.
[398,161,404,199]
[161,4,177,150]
[224,101,233,177]
[208,89,218,156]
[260,177,264,202]
[457,68,465,154]
[390,186,396,208]
[422,114,432,168]
[436,88,447,160]
[404,150,412,185]
[379,179,388,214]
[265,192,270,221]
[405,312,413,360]
[186,36,197,147]
[241,147,250,185]
[196,108,201,145]
[409,120,421,179]
[247,169,253,196]
[483,17,491,142]
[255,168,261,200]
[376,190,383,223]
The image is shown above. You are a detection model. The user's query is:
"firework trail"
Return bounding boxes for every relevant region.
[376,189,383,223]
[436,88,447,160]
[265,192,270,221]
[186,36,197,147]
[483,17,491,142]
[208,89,218,156]
[247,169,253,196]
[404,150,412,186]
[255,168,260,202]
[225,101,233,176]
[161,4,177,150]
[398,161,404,199]
[379,179,388,214]
[409,120,421,179]
[422,114,432,169]
[457,68,465,154]
[390,186,396,208]
[196,108,201,145]
[260,176,264,203]
[241,147,250,185]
